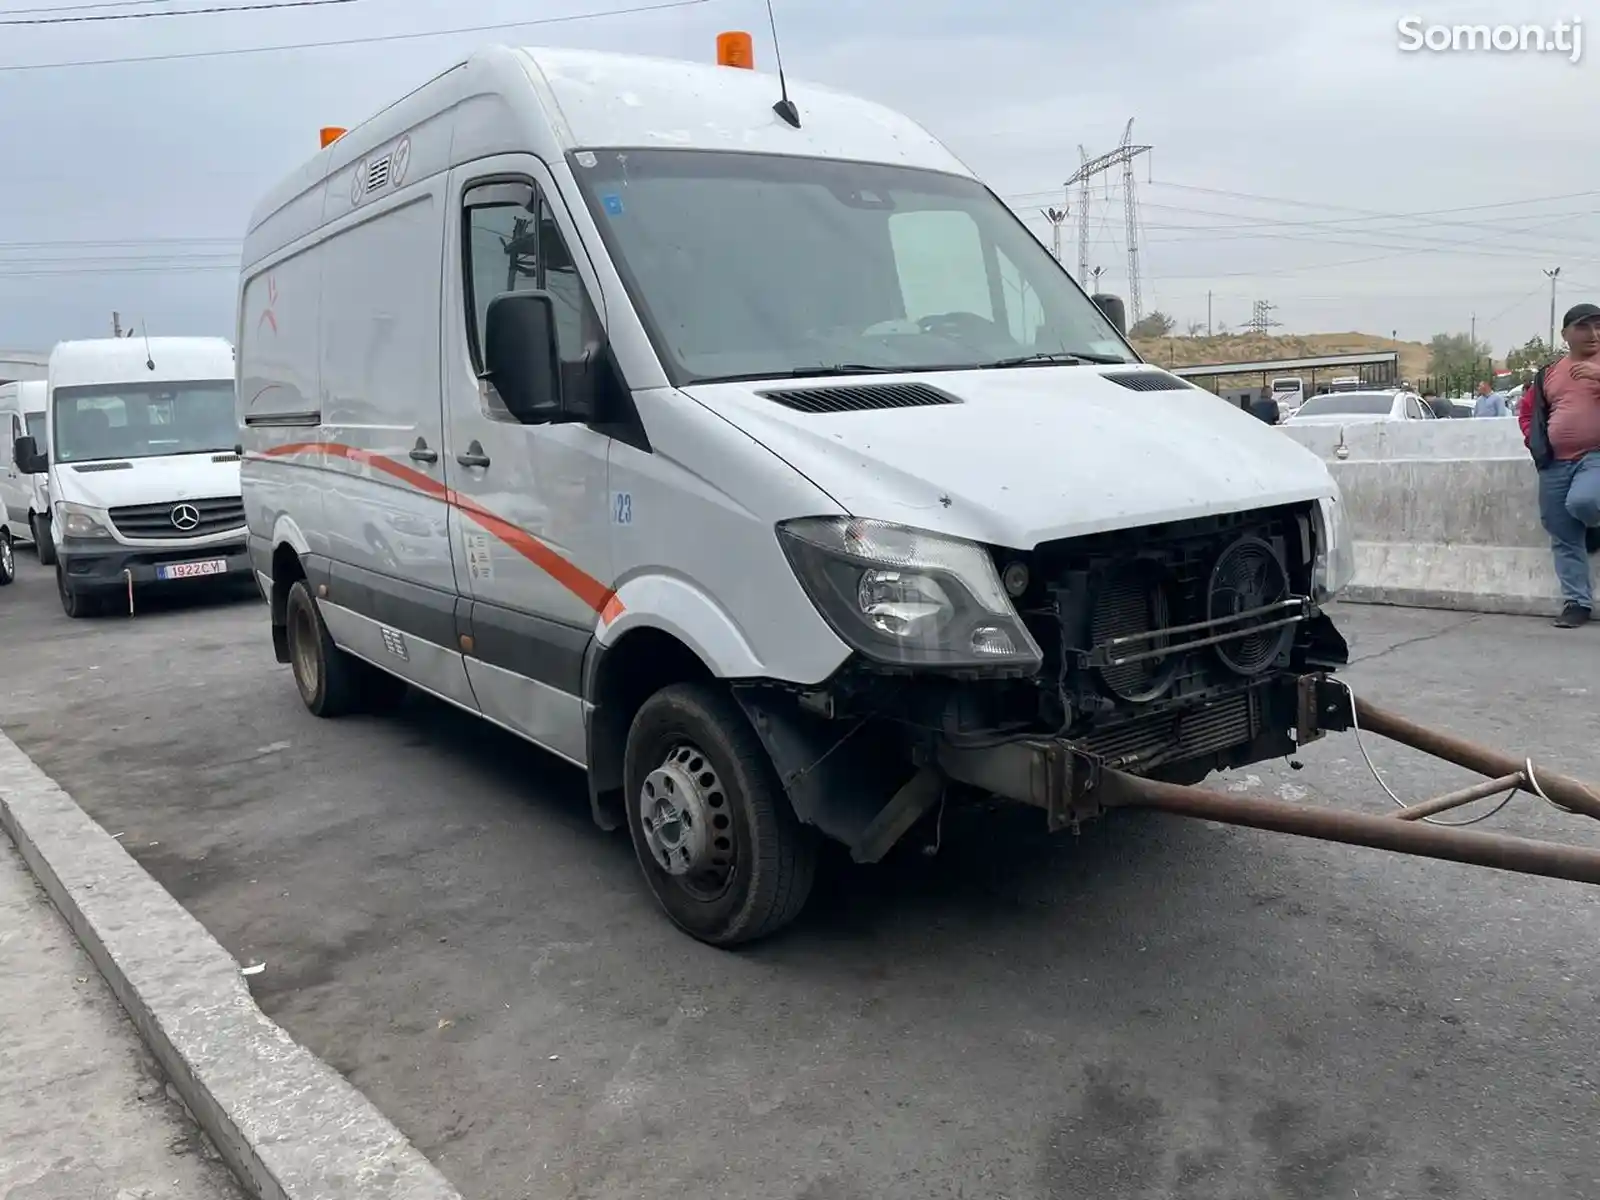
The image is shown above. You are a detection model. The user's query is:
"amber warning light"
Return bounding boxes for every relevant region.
[716,31,754,68]
[320,126,347,148]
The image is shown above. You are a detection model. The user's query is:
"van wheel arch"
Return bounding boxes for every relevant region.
[584,627,716,831]
[270,543,307,664]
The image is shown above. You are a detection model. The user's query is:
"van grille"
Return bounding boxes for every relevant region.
[759,382,960,414]
[367,155,391,191]
[108,496,245,540]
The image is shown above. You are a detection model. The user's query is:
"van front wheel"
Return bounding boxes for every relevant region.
[623,683,817,946]
[31,514,55,566]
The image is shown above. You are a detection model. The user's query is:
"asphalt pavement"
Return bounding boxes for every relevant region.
[2,549,1597,1200]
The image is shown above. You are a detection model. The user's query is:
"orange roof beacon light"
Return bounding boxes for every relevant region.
[716,31,754,69]
[320,126,347,149]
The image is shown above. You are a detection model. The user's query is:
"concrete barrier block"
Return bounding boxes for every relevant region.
[1325,456,1565,617]
[1279,418,1526,462]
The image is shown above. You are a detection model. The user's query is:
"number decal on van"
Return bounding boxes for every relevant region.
[612,491,633,526]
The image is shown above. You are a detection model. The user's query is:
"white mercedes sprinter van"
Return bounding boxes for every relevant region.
[13,337,249,617]
[239,43,1355,945]
[1,379,50,573]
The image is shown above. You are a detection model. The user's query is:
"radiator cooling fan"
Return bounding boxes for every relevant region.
[1207,534,1293,675]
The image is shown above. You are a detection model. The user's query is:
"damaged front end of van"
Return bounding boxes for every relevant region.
[729,493,1354,862]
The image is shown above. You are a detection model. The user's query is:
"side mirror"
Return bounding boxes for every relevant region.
[482,292,562,423]
[12,435,45,474]
[1091,293,1126,334]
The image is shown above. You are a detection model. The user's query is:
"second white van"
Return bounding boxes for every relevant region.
[1,379,50,568]
[13,336,249,617]
[240,42,1355,945]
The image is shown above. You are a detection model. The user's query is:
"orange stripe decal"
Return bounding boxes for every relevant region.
[255,441,623,619]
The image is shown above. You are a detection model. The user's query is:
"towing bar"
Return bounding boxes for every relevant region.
[936,674,1600,886]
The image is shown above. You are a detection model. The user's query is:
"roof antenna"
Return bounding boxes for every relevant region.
[764,0,800,128]
[139,319,155,371]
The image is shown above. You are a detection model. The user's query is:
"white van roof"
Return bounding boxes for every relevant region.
[247,44,974,238]
[48,336,234,390]
[15,379,47,411]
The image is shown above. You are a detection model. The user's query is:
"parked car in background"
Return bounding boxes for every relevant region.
[1281,390,1434,426]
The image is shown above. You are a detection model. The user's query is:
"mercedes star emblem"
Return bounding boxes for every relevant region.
[170,503,201,532]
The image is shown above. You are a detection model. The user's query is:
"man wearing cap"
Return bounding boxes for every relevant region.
[1518,302,1600,627]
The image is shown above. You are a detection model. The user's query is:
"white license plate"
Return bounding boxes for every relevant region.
[157,559,228,580]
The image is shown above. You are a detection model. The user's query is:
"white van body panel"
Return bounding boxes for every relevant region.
[21,382,49,523]
[597,386,851,682]
[682,369,1336,548]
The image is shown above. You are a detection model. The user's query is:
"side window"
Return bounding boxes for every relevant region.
[462,179,599,423]
[463,195,539,374]
[888,209,994,324]
[539,204,586,374]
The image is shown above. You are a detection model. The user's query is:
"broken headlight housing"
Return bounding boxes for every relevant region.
[776,516,1043,673]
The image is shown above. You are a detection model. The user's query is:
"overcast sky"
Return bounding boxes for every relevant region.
[0,0,1593,356]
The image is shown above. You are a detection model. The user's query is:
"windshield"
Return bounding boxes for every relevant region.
[1293,394,1393,416]
[24,411,45,443]
[568,149,1137,384]
[51,380,236,463]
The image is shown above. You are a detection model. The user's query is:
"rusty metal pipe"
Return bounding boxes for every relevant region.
[1097,770,1600,886]
[1391,773,1524,821]
[1352,698,1600,823]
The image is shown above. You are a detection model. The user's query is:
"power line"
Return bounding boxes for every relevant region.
[0,236,238,249]
[0,0,712,71]
[0,0,358,25]
[1,0,186,14]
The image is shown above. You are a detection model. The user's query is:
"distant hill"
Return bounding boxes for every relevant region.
[1129,332,1438,390]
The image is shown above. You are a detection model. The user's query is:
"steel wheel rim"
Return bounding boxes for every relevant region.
[289,600,320,701]
[638,742,736,900]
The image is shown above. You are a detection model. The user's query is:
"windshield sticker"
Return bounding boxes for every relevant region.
[575,151,597,168]
[601,193,624,216]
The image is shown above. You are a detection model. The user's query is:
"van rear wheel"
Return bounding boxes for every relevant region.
[0,531,14,586]
[285,580,409,717]
[285,580,363,717]
[622,683,817,946]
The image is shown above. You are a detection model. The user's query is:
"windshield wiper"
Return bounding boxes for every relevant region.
[980,351,1131,368]
[777,364,907,377]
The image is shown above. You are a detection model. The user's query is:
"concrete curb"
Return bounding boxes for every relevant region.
[0,729,464,1200]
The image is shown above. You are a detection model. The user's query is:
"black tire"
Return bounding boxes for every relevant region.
[284,580,363,717]
[0,531,14,586]
[623,682,817,946]
[30,513,55,566]
[56,563,101,616]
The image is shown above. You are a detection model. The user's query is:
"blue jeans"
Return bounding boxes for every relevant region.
[1538,452,1600,609]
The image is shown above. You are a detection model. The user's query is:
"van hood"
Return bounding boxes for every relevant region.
[681,367,1337,548]
[53,453,240,509]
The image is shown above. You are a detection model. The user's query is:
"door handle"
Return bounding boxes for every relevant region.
[408,438,438,464]
[456,441,490,469]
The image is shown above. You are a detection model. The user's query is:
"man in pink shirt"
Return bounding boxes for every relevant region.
[1519,302,1600,627]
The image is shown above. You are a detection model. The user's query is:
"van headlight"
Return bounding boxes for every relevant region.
[54,500,114,541]
[1312,490,1355,601]
[776,516,1043,672]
